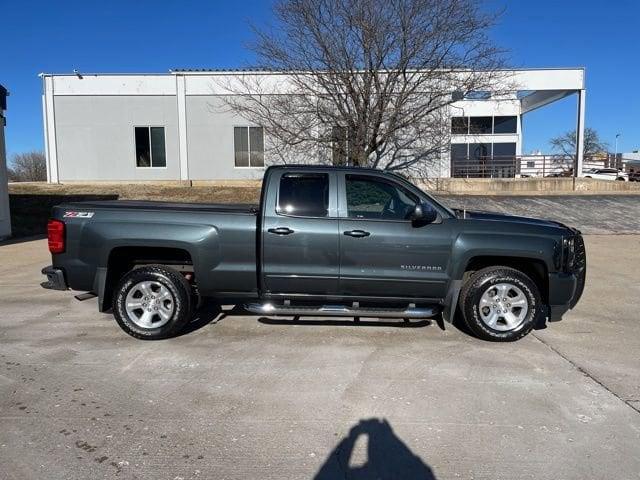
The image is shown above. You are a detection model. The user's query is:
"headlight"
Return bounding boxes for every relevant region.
[563,237,576,271]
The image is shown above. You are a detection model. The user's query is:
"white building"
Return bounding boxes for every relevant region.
[0,84,11,239]
[41,68,586,182]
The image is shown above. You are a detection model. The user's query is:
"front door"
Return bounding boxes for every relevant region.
[261,170,340,295]
[338,173,452,300]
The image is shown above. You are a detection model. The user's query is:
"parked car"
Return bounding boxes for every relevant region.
[583,168,628,181]
[42,165,586,342]
[628,171,640,182]
[545,168,573,178]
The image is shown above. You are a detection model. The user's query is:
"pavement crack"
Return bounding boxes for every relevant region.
[533,333,640,414]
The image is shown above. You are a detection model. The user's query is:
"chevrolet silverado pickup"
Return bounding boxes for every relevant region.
[42,165,586,342]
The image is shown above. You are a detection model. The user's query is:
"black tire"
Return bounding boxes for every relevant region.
[112,265,193,340]
[458,266,542,342]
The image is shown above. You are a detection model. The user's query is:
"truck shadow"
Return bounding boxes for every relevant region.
[178,301,225,336]
[314,418,437,479]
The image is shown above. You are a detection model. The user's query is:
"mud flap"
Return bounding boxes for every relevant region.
[441,279,462,324]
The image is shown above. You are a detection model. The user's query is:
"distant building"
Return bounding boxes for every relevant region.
[0,84,11,239]
[41,68,586,182]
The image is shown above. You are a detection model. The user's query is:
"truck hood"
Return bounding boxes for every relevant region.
[455,209,571,231]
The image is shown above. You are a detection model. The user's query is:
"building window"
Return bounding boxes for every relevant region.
[494,116,517,134]
[492,142,517,159]
[234,126,264,167]
[277,173,329,217]
[469,143,492,160]
[451,116,518,135]
[451,117,469,135]
[464,91,492,100]
[469,117,493,134]
[135,126,166,167]
[450,143,468,160]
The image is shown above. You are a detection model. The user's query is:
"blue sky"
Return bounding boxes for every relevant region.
[2,0,639,160]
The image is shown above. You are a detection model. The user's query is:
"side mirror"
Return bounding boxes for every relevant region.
[411,202,438,225]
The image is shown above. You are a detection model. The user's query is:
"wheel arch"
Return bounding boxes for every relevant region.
[443,253,550,324]
[462,255,549,304]
[97,246,194,312]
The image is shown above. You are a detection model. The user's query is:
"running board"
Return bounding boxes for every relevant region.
[244,302,440,319]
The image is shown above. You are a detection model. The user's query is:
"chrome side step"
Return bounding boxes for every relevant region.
[243,302,440,319]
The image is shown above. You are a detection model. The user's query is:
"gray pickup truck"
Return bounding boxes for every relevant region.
[42,165,585,342]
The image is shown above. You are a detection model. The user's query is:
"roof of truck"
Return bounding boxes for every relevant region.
[266,164,386,173]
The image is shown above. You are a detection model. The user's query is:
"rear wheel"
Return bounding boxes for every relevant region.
[458,266,542,342]
[112,265,193,340]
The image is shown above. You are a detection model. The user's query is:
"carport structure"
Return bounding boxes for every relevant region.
[448,68,586,178]
[516,68,586,172]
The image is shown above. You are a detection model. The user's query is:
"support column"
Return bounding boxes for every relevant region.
[176,75,189,182]
[575,89,586,177]
[43,75,59,183]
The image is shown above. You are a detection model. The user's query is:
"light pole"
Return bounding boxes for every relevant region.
[614,133,621,168]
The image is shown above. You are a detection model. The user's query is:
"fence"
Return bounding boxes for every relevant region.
[450,155,620,179]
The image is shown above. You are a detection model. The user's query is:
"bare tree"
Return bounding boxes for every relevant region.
[550,128,608,158]
[8,151,47,182]
[219,0,508,175]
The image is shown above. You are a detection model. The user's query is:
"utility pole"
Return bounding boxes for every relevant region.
[614,133,621,169]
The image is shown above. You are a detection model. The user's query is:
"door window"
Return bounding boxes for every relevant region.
[277,173,329,217]
[345,175,418,220]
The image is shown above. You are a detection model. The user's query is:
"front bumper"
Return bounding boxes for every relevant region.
[41,266,68,291]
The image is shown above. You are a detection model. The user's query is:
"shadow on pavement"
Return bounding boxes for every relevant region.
[315,418,437,480]
[0,233,47,246]
[179,301,434,334]
[257,316,431,328]
[178,301,225,336]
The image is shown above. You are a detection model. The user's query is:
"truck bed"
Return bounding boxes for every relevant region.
[60,200,259,215]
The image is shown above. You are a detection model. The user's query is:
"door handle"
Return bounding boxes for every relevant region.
[344,229,370,238]
[268,227,294,235]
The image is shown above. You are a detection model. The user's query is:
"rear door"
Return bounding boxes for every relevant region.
[337,173,452,299]
[261,169,340,295]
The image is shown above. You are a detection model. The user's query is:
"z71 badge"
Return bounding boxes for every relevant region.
[63,211,94,218]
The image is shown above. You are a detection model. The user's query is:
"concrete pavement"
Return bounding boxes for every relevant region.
[437,195,640,234]
[1,237,639,479]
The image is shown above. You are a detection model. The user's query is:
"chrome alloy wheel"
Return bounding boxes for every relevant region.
[125,281,175,329]
[478,283,529,331]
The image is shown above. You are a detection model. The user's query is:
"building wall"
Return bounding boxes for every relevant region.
[0,110,10,239]
[43,69,585,182]
[186,96,265,180]
[54,95,180,181]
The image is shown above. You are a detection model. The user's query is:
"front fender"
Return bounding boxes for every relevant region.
[450,232,557,280]
[441,232,557,324]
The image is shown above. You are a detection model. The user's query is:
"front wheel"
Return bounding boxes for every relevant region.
[458,266,542,342]
[112,265,193,340]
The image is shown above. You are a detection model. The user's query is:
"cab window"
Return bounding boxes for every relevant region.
[345,175,418,220]
[277,173,329,217]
